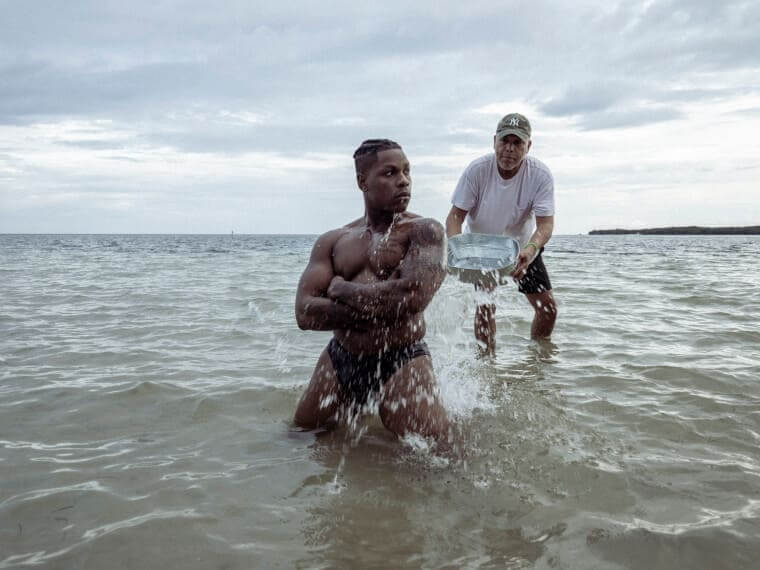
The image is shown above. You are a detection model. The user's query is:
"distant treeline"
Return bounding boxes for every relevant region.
[589,225,760,235]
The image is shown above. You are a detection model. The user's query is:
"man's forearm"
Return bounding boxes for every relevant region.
[332,274,441,321]
[527,221,554,250]
[527,231,548,249]
[296,296,369,331]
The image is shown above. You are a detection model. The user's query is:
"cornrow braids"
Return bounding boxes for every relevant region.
[353,139,402,174]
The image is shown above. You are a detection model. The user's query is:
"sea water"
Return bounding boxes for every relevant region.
[1,234,759,568]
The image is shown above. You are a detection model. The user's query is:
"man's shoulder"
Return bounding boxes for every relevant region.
[320,216,365,237]
[318,225,350,240]
[524,156,553,180]
[405,214,445,245]
[465,153,495,174]
[312,224,355,252]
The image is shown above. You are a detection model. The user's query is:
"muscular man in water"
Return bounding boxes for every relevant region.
[293,139,449,443]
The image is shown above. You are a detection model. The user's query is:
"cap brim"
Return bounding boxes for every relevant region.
[496,128,530,142]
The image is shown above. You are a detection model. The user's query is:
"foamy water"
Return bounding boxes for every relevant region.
[1,234,759,568]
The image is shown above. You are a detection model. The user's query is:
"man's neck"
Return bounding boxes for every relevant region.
[364,209,397,233]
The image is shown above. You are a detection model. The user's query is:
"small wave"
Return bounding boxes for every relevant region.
[0,509,212,568]
[107,380,185,398]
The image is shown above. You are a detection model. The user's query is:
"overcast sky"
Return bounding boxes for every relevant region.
[1,0,758,234]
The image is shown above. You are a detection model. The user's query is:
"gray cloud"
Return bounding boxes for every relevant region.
[58,140,131,151]
[539,83,634,117]
[574,106,684,130]
[600,0,760,72]
[4,1,753,133]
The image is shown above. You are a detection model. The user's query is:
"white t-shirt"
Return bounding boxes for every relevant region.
[451,154,555,247]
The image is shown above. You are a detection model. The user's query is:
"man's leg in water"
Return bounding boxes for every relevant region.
[525,289,557,340]
[378,355,450,444]
[293,347,341,429]
[475,303,496,356]
[474,277,497,356]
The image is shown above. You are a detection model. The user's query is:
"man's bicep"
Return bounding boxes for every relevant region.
[298,259,333,298]
[401,220,446,283]
[297,234,337,297]
[448,205,468,220]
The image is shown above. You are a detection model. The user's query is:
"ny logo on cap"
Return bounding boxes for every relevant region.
[509,117,520,126]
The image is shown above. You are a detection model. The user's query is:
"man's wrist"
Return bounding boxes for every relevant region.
[525,241,539,253]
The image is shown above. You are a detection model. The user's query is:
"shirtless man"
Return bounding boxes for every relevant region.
[293,139,449,443]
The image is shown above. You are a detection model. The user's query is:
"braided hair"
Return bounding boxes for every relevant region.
[353,139,402,175]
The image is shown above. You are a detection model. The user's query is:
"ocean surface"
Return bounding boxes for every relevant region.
[1,233,759,569]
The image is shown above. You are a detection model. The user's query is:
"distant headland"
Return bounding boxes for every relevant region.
[589,225,760,235]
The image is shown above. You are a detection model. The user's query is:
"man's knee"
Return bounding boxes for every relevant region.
[528,292,557,318]
[538,298,557,319]
[294,392,340,429]
[379,389,447,439]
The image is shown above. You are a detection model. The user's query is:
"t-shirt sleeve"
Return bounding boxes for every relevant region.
[533,170,555,217]
[451,166,478,211]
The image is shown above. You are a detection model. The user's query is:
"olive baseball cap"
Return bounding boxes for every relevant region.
[495,113,531,142]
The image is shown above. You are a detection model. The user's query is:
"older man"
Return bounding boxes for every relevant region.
[446,113,557,354]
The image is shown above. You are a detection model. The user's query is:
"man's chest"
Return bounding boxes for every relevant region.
[332,231,410,281]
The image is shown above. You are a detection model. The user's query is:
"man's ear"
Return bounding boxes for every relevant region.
[357,172,368,192]
[527,140,532,153]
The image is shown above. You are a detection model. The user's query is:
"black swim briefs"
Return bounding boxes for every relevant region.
[327,338,431,408]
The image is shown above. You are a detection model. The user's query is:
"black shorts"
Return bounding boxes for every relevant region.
[516,249,552,295]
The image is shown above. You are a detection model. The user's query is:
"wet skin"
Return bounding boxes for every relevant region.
[293,149,450,442]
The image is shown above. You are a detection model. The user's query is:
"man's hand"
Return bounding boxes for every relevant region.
[327,275,351,301]
[511,216,553,282]
[511,247,535,281]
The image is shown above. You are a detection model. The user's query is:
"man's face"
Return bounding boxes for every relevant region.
[494,134,531,173]
[360,149,411,213]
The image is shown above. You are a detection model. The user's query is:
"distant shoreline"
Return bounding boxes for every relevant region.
[589,225,760,235]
